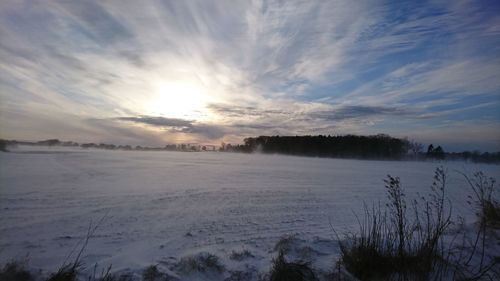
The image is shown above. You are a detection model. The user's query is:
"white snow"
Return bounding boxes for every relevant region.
[0,146,499,280]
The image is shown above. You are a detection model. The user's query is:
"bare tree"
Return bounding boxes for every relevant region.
[409,140,424,159]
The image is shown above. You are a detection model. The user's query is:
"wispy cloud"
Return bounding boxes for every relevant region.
[116,116,226,140]
[309,106,412,121]
[0,0,499,150]
[116,116,193,128]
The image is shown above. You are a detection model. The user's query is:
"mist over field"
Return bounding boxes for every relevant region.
[1,146,499,280]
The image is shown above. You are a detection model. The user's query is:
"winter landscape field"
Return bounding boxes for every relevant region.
[2,0,500,280]
[1,146,498,280]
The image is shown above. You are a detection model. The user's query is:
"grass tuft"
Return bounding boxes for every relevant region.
[229,249,254,261]
[0,260,34,281]
[176,252,225,274]
[273,235,300,254]
[269,251,318,281]
[224,270,254,281]
[88,264,133,281]
[142,265,165,281]
[46,263,80,281]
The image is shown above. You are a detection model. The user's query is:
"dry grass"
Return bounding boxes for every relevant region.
[337,167,452,281]
[0,260,34,281]
[462,171,500,229]
[176,252,225,274]
[229,249,254,261]
[269,251,318,281]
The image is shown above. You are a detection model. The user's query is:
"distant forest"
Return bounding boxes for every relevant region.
[1,135,499,163]
[234,135,408,159]
[223,135,500,163]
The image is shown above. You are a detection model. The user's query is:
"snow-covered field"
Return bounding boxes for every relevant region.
[0,146,498,280]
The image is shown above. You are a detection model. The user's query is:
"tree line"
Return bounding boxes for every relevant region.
[221,135,500,163]
[0,139,214,152]
[224,134,409,159]
[1,136,499,163]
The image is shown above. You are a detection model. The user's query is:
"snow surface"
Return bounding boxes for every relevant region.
[0,146,499,280]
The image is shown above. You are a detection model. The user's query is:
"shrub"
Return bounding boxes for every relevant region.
[338,167,452,280]
[269,251,318,281]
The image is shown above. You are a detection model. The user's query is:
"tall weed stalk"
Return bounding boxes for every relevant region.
[338,167,452,281]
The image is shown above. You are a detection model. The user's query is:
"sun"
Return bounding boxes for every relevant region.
[147,80,208,119]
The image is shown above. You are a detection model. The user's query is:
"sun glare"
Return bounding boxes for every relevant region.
[147,80,208,119]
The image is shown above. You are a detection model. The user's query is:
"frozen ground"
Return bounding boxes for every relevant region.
[0,146,499,280]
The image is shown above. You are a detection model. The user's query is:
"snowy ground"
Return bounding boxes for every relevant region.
[0,146,499,280]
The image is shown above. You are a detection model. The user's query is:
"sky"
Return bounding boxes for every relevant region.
[0,0,499,151]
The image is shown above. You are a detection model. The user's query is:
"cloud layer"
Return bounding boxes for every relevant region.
[0,0,499,150]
